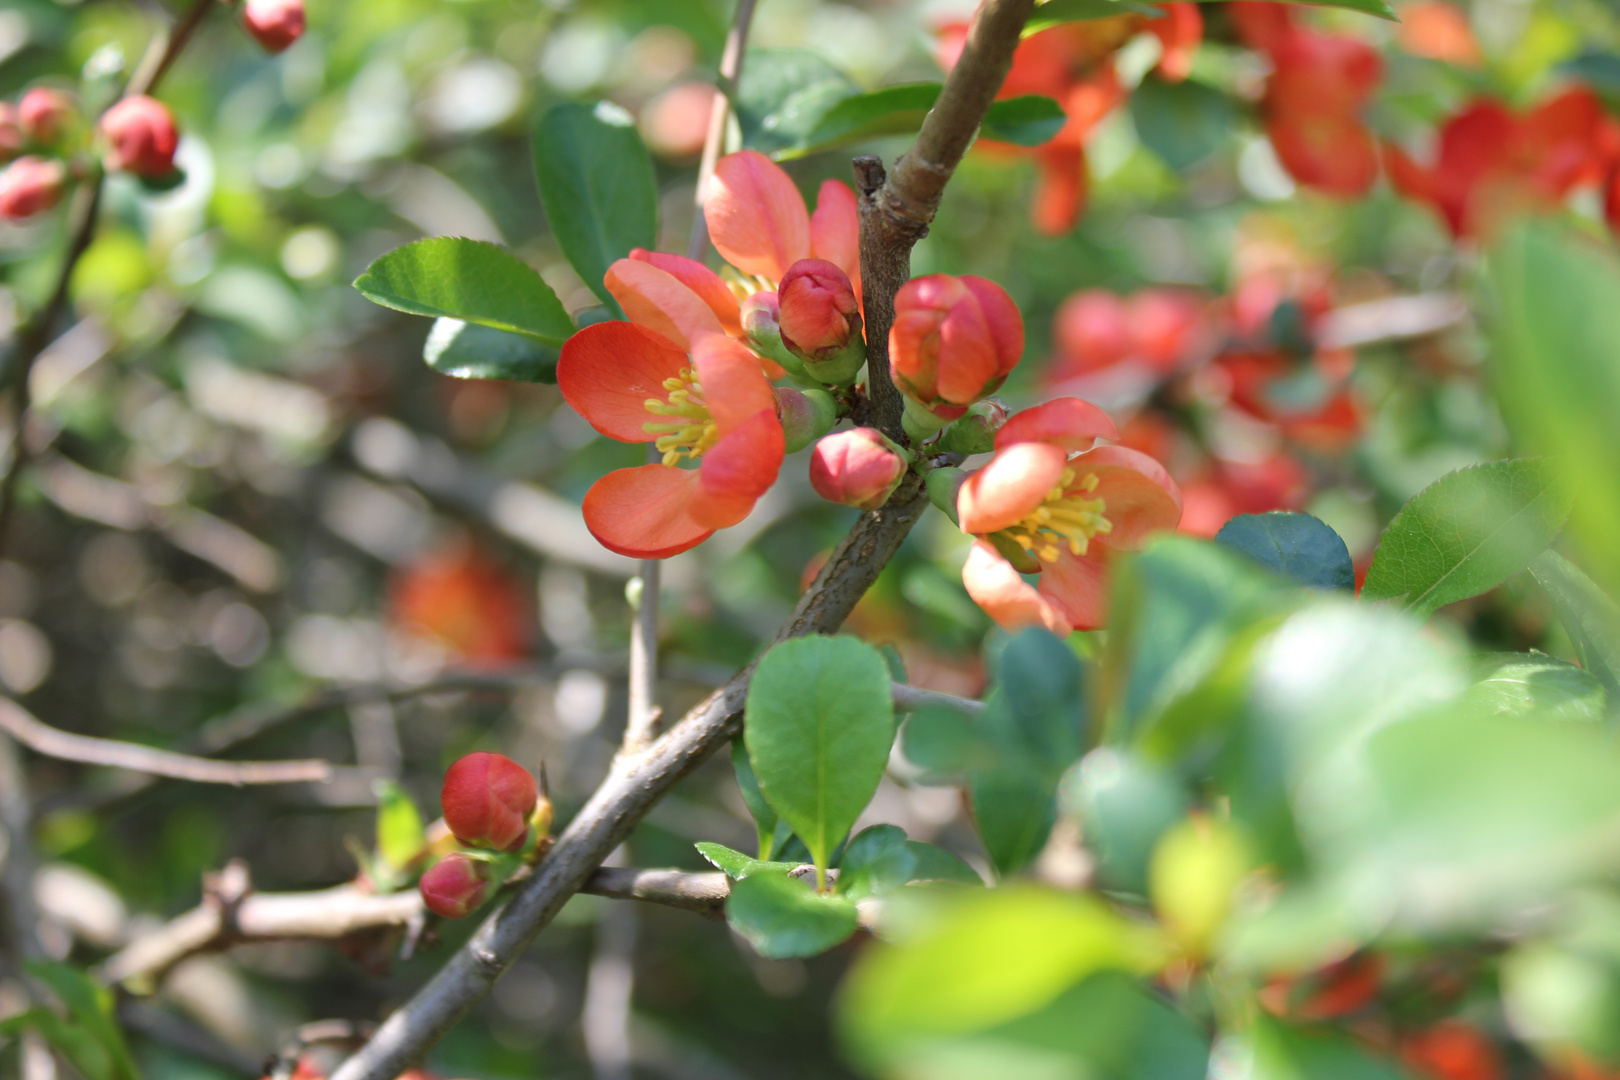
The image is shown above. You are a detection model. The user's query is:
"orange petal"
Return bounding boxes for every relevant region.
[705,150,811,281]
[691,408,785,529]
[691,333,778,436]
[995,397,1119,451]
[1267,112,1378,198]
[581,465,714,559]
[961,539,1070,633]
[605,258,725,349]
[1076,444,1183,548]
[557,321,689,443]
[1038,546,1112,631]
[629,249,743,335]
[958,441,1068,536]
[810,180,861,300]
[1149,4,1204,83]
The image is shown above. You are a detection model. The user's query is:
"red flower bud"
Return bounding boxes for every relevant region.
[418,853,491,919]
[890,274,1023,414]
[242,0,306,53]
[809,428,908,511]
[0,157,65,220]
[18,88,75,145]
[99,95,179,179]
[0,104,22,163]
[778,258,861,361]
[441,751,538,852]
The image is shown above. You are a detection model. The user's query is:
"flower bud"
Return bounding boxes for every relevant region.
[774,386,838,454]
[99,95,179,179]
[0,157,65,220]
[739,290,811,383]
[242,0,306,53]
[441,751,538,852]
[18,88,75,146]
[809,428,908,511]
[890,274,1024,414]
[0,104,22,163]
[925,466,967,526]
[935,399,1009,456]
[778,258,866,386]
[419,853,492,919]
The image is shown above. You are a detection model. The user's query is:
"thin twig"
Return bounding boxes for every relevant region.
[686,0,759,261]
[892,683,984,715]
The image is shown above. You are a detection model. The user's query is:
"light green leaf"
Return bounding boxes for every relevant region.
[694,841,797,880]
[532,100,658,316]
[1361,459,1573,617]
[1025,0,1165,34]
[744,635,896,879]
[374,779,426,875]
[1216,512,1355,591]
[354,237,574,344]
[726,869,859,959]
[837,825,917,900]
[730,739,781,860]
[1070,748,1187,895]
[1529,550,1620,696]
[1461,652,1607,724]
[423,318,560,383]
[27,961,139,1080]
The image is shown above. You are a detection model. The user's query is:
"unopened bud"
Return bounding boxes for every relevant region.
[809,427,908,511]
[935,399,1008,456]
[0,105,21,163]
[0,157,65,220]
[419,853,491,919]
[18,88,75,146]
[774,386,838,454]
[779,258,865,386]
[890,274,1024,412]
[739,290,811,382]
[441,751,538,852]
[243,0,306,53]
[99,95,179,179]
[925,466,967,526]
[530,790,554,839]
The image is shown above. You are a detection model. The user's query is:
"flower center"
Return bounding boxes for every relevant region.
[722,267,777,302]
[643,366,720,466]
[1000,469,1112,563]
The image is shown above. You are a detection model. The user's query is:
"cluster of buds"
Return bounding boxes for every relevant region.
[417,751,553,919]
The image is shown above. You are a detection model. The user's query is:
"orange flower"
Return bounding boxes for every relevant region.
[1397,1,1482,65]
[890,274,1024,435]
[558,323,784,559]
[1400,1021,1504,1080]
[388,542,528,663]
[1048,286,1210,382]
[704,150,862,296]
[956,398,1181,632]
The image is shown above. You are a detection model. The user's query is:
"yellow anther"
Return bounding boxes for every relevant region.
[642,366,719,465]
[721,268,777,303]
[998,469,1111,564]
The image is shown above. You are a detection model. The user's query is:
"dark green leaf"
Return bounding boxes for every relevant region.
[797,83,941,155]
[731,738,781,860]
[904,841,984,885]
[1361,459,1573,616]
[744,635,896,877]
[1560,52,1620,101]
[1,1008,117,1080]
[694,841,797,880]
[982,95,1068,146]
[726,869,859,959]
[1252,1017,1409,1080]
[27,961,138,1080]
[423,318,560,383]
[837,825,917,899]
[1216,512,1355,591]
[996,627,1086,767]
[354,237,574,344]
[737,48,859,156]
[969,697,1061,879]
[1529,550,1620,696]
[532,100,658,315]
[1129,77,1234,172]
[1462,652,1607,724]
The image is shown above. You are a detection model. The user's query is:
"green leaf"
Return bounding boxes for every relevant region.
[1070,748,1187,895]
[423,318,560,383]
[969,749,1058,879]
[354,237,574,345]
[1361,458,1574,617]
[744,635,896,880]
[995,626,1086,767]
[1461,652,1608,725]
[904,841,984,885]
[1129,77,1234,172]
[837,825,917,900]
[1529,550,1620,696]
[1251,1017,1409,1080]
[899,704,978,782]
[737,48,859,156]
[1216,512,1355,591]
[731,738,781,860]
[374,779,425,875]
[693,841,797,880]
[26,961,139,1080]
[1,1009,117,1080]
[725,869,859,959]
[1025,0,1165,34]
[982,95,1068,146]
[788,84,1064,158]
[1488,224,1620,596]
[532,100,658,316]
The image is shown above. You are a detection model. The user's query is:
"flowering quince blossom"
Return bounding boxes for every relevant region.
[99,94,180,179]
[0,156,65,219]
[956,398,1182,633]
[440,751,539,852]
[890,274,1024,435]
[418,852,492,919]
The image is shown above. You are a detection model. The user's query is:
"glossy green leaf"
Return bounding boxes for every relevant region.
[905,841,984,885]
[744,635,896,879]
[969,748,1058,879]
[726,869,859,959]
[532,100,657,315]
[374,779,425,874]
[1529,550,1620,696]
[738,48,859,156]
[354,237,574,344]
[837,824,917,900]
[1251,1017,1409,1080]
[1361,459,1573,617]
[694,841,797,880]
[1025,0,1164,34]
[731,738,781,860]
[423,318,560,383]
[1216,512,1355,591]
[1461,652,1607,724]
[982,95,1068,146]
[789,83,1064,158]
[1488,224,1620,596]
[1129,77,1234,173]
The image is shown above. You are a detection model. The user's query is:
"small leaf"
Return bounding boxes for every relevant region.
[354,237,574,344]
[1216,512,1355,591]
[970,755,1059,879]
[26,961,138,1080]
[374,779,426,875]
[744,635,896,879]
[1129,76,1235,173]
[533,100,658,316]
[899,705,978,782]
[798,83,941,154]
[1461,652,1608,725]
[694,841,797,880]
[904,841,984,885]
[1070,748,1187,895]
[982,95,1068,146]
[731,738,781,861]
[424,318,560,383]
[737,48,859,156]
[1361,458,1574,616]
[995,626,1086,764]
[837,825,918,900]
[1529,550,1620,696]
[1025,0,1165,34]
[726,869,860,959]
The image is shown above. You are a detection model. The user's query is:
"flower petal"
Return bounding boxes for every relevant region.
[691,333,778,436]
[705,150,811,281]
[962,539,1070,634]
[810,179,861,299]
[1038,546,1111,631]
[581,465,714,559]
[629,249,743,336]
[957,441,1068,536]
[995,397,1119,452]
[961,276,1025,377]
[1075,444,1184,548]
[605,258,725,349]
[934,296,1001,405]
[557,321,689,443]
[691,408,785,529]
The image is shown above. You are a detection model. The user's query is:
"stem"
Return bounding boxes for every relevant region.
[686,0,759,261]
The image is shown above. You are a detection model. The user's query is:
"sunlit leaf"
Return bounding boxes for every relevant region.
[423,317,560,383]
[726,869,859,958]
[354,237,574,344]
[1216,512,1355,591]
[1529,550,1620,696]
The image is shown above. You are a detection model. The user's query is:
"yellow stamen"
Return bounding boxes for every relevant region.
[721,267,777,303]
[998,469,1111,564]
[642,366,720,466]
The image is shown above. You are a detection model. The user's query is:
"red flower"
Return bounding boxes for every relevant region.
[388,543,528,663]
[890,274,1024,433]
[810,428,908,511]
[956,398,1181,632]
[558,324,784,558]
[1400,1021,1504,1080]
[0,156,65,219]
[99,95,179,179]
[1048,287,1210,381]
[242,0,305,53]
[441,751,538,852]
[18,88,75,145]
[704,150,861,294]
[419,853,492,919]
[1397,2,1482,66]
